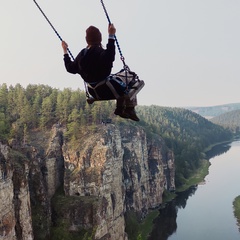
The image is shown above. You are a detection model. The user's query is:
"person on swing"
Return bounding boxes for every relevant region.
[61,24,139,121]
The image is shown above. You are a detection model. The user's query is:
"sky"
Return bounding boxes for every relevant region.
[1,0,240,107]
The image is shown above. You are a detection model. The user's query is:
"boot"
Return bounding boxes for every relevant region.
[124,107,140,122]
[114,107,129,119]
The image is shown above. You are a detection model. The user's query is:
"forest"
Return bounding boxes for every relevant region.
[187,103,240,118]
[0,83,233,187]
[210,109,240,133]
[137,105,233,186]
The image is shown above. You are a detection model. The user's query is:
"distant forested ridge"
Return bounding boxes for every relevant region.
[210,109,240,133]
[0,84,233,187]
[187,103,240,118]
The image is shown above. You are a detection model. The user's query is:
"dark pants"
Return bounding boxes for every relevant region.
[116,95,137,108]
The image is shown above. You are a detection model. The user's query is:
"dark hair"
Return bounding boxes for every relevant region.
[86,26,102,46]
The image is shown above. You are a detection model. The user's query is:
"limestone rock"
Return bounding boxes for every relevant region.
[0,122,175,240]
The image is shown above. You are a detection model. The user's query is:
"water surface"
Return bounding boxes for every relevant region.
[149,141,240,240]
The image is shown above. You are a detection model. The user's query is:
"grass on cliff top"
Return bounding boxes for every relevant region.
[51,224,95,240]
[125,210,159,240]
[53,194,98,211]
[9,149,29,168]
[233,196,240,231]
[28,129,52,149]
[162,190,177,203]
[52,187,99,212]
[176,159,210,192]
[140,210,160,240]
[50,187,98,240]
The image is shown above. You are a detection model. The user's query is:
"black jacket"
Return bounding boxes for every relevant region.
[63,39,115,83]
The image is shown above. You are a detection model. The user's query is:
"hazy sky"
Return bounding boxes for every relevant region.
[1,0,240,107]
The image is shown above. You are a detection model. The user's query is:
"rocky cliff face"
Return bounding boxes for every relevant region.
[62,124,175,239]
[0,142,33,240]
[0,143,16,240]
[0,123,175,240]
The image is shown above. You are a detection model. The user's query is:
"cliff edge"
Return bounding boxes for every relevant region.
[0,123,175,240]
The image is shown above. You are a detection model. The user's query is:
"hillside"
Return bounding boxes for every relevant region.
[0,84,233,189]
[210,109,240,133]
[0,84,234,239]
[137,105,232,149]
[186,103,240,118]
[137,105,233,186]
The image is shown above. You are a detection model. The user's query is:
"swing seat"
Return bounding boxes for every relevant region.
[86,68,145,104]
[126,79,145,100]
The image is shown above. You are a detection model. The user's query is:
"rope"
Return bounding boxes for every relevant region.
[100,0,127,68]
[33,0,130,99]
[33,0,75,61]
[33,0,90,97]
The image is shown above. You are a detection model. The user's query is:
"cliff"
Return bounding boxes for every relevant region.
[0,143,33,240]
[0,123,175,240]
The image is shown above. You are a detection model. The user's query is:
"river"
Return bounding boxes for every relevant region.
[148,140,240,240]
